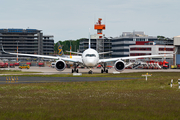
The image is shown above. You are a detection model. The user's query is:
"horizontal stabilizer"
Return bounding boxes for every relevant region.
[66,51,82,55]
[99,51,113,55]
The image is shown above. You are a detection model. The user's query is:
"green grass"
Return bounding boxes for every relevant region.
[0,72,180,119]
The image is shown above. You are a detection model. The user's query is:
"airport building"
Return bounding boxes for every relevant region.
[111,31,173,58]
[0,29,54,61]
[129,44,174,57]
[173,36,180,65]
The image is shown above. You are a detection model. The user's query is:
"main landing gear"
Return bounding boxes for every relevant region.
[101,63,108,73]
[72,63,79,73]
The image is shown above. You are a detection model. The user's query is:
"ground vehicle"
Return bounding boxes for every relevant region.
[51,62,55,68]
[19,64,30,69]
[26,62,31,66]
[38,62,44,67]
[9,63,15,68]
[0,62,8,68]
[162,60,169,69]
[14,63,19,66]
[171,65,177,69]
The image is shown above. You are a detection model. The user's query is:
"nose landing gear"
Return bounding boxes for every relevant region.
[88,68,93,74]
[88,70,93,74]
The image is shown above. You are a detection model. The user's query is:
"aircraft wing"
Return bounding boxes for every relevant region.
[99,54,173,63]
[2,47,82,63]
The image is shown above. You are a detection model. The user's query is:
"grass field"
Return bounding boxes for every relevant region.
[0,72,180,120]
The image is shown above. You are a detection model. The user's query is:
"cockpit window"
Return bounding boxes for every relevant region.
[85,54,96,57]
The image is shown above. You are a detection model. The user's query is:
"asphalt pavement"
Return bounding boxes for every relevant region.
[0,76,135,84]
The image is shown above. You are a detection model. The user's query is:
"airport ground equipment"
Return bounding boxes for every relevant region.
[38,62,44,67]
[0,62,8,68]
[26,62,31,66]
[9,63,15,68]
[19,64,30,69]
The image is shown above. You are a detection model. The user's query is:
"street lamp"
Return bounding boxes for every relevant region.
[16,41,19,62]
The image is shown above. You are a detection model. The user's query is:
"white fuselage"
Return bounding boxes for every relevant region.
[82,48,99,67]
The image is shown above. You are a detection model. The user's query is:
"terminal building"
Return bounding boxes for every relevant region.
[0,29,54,61]
[173,36,180,65]
[111,31,173,58]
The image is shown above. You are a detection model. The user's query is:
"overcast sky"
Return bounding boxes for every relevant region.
[1,0,180,42]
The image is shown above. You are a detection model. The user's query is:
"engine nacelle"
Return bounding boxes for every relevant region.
[55,60,66,71]
[114,60,125,72]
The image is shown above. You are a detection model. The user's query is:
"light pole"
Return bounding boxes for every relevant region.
[16,41,19,62]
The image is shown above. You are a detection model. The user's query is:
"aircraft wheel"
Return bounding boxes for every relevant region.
[88,70,93,74]
[106,69,108,73]
[101,69,103,73]
[72,69,74,73]
[76,69,79,73]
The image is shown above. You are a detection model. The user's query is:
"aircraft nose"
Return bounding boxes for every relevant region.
[86,58,96,66]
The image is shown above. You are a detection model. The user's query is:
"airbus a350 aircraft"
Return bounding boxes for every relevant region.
[2,36,174,74]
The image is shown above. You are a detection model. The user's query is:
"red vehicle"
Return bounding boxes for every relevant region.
[14,63,19,66]
[9,63,15,68]
[97,65,101,68]
[162,60,169,69]
[38,62,44,67]
[106,65,112,69]
[26,62,31,66]
[177,65,180,69]
[0,62,8,68]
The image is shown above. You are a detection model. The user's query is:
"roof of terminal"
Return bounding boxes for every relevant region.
[0,29,41,33]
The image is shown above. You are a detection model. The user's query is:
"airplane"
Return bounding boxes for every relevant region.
[57,42,81,59]
[56,42,82,68]
[1,36,175,74]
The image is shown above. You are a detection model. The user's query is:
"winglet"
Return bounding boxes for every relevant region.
[174,47,178,54]
[1,45,5,53]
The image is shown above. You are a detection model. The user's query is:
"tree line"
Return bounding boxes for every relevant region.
[54,38,84,55]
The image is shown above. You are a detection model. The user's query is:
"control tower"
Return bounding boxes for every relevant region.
[94,18,105,38]
[79,18,111,59]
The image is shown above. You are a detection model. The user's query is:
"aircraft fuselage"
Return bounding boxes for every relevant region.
[82,48,99,67]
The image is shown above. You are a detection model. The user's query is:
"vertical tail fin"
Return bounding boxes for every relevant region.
[89,28,91,49]
[58,42,64,56]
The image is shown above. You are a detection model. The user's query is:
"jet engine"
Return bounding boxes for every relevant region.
[55,60,66,71]
[114,60,125,72]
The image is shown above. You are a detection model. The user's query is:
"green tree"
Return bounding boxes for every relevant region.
[54,38,84,55]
